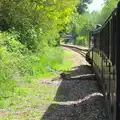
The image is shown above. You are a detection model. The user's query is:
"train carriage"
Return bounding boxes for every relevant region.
[86,2,120,120]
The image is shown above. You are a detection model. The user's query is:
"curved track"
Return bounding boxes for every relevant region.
[42,44,107,120]
[61,44,88,58]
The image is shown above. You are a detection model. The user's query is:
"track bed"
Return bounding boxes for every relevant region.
[41,46,107,120]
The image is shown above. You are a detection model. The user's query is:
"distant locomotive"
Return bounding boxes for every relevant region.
[86,2,120,120]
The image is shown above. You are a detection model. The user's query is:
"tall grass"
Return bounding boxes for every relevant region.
[0,31,71,103]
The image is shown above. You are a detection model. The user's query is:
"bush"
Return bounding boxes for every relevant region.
[75,36,88,46]
[0,31,65,100]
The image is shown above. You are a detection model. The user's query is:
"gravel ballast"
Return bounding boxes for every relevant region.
[41,47,108,120]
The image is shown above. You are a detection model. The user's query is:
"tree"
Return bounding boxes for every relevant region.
[0,0,80,50]
[77,0,93,14]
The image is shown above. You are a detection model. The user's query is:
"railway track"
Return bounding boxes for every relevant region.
[60,44,96,80]
[42,44,107,120]
[61,44,88,58]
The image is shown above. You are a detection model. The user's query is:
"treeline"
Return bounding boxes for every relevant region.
[0,0,79,49]
[0,0,79,101]
[65,0,119,46]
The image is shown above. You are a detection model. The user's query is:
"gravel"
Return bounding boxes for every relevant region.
[41,47,108,120]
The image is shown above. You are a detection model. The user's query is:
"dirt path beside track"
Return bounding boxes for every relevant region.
[41,47,107,120]
[0,47,107,120]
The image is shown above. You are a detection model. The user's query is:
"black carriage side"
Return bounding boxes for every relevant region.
[86,2,120,120]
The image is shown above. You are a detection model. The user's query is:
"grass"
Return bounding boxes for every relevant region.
[0,48,73,119]
[0,31,73,104]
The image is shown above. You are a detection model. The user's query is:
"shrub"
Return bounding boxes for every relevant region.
[0,31,65,100]
[75,36,88,46]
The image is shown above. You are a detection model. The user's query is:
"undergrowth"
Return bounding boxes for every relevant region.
[0,31,72,107]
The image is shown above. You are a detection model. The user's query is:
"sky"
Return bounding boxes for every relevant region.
[88,0,105,13]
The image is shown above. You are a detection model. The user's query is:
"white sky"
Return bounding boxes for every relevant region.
[88,0,105,12]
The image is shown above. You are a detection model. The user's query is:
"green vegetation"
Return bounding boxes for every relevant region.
[0,79,59,119]
[65,0,118,46]
[0,47,72,119]
[0,31,72,104]
[0,0,119,118]
[89,0,118,26]
[0,0,78,108]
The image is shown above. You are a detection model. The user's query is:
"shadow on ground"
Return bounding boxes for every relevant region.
[41,65,107,120]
